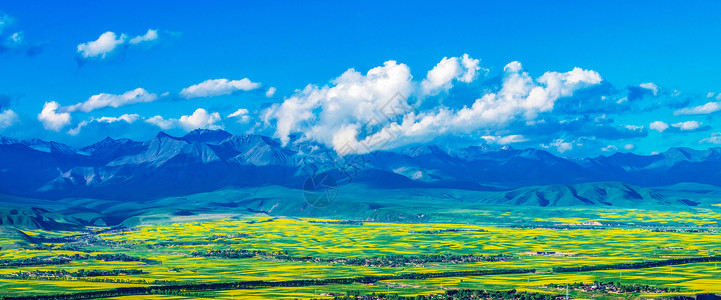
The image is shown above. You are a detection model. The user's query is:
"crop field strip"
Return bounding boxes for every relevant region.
[0,212,719,299]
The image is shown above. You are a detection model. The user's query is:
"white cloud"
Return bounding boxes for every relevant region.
[129,29,158,44]
[700,133,721,145]
[95,114,140,124]
[347,61,601,153]
[649,121,669,132]
[601,145,618,152]
[228,108,250,122]
[481,134,527,145]
[77,29,159,59]
[145,115,175,130]
[543,139,573,153]
[624,125,644,131]
[264,60,414,148]
[674,101,721,115]
[671,120,701,131]
[420,54,484,96]
[145,108,223,131]
[264,59,600,154]
[624,144,635,150]
[38,101,71,131]
[179,108,222,130]
[180,78,261,99]
[4,31,22,47]
[707,92,715,98]
[66,88,158,112]
[265,87,276,98]
[0,109,18,130]
[77,31,126,59]
[67,114,139,135]
[640,82,658,96]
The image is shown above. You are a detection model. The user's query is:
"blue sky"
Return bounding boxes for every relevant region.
[1,1,721,157]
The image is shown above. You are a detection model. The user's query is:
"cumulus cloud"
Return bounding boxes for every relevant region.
[481,134,527,145]
[77,29,159,59]
[674,101,721,115]
[639,82,658,96]
[264,60,601,154]
[0,109,18,130]
[145,115,175,130]
[601,145,618,152]
[420,54,483,96]
[180,78,261,99]
[129,29,158,44]
[66,88,158,112]
[179,108,222,130]
[671,120,701,131]
[265,87,276,98]
[228,108,250,122]
[343,62,602,153]
[542,139,574,153]
[649,121,669,132]
[700,133,721,145]
[145,108,223,131]
[264,60,414,148]
[77,31,127,59]
[38,101,71,131]
[68,114,139,135]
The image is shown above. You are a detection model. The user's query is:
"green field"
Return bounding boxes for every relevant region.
[0,205,720,299]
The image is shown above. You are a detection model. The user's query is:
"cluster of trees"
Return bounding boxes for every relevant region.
[90,253,161,265]
[192,249,511,267]
[2,269,145,278]
[317,289,555,300]
[547,281,682,293]
[411,229,486,235]
[145,240,243,249]
[191,249,280,259]
[207,233,248,240]
[0,253,160,268]
[338,254,510,267]
[308,220,364,225]
[553,255,721,272]
[1,268,535,299]
[0,256,70,267]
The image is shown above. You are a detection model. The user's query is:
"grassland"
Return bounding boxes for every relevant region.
[0,206,719,299]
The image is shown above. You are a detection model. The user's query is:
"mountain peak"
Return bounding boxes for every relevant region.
[0,135,18,145]
[181,129,232,144]
[156,131,173,138]
[402,144,450,157]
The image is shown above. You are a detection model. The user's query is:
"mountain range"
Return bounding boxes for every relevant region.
[2,129,721,201]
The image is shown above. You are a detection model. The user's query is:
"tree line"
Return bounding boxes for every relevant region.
[0,253,160,268]
[324,289,557,300]
[552,255,721,272]
[1,269,145,278]
[1,268,535,299]
[192,249,512,267]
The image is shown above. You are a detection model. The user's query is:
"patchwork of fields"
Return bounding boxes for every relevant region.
[0,207,719,299]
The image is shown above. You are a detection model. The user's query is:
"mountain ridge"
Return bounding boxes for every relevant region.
[2,129,721,200]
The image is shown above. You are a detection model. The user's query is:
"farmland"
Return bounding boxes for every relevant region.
[0,206,720,299]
